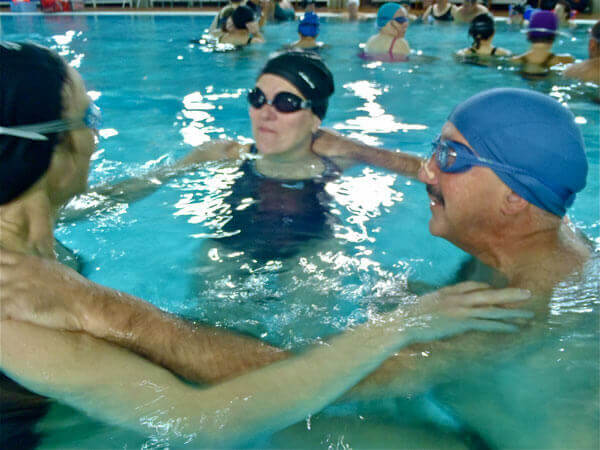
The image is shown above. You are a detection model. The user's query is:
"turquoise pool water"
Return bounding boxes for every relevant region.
[1,13,599,449]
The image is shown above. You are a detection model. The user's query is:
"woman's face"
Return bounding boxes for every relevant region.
[383,9,408,37]
[249,74,321,157]
[47,67,96,206]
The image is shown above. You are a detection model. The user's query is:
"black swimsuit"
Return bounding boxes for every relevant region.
[214,145,341,260]
[432,6,454,21]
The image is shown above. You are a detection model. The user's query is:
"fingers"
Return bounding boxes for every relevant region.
[462,307,534,320]
[437,281,491,295]
[463,319,519,334]
[458,288,531,307]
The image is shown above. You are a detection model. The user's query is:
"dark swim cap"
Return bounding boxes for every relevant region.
[0,42,68,205]
[259,50,334,119]
[469,14,495,40]
[448,88,587,217]
[298,12,320,37]
[232,5,256,30]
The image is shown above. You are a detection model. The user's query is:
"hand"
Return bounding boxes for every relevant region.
[408,281,533,340]
[311,128,356,159]
[0,250,88,331]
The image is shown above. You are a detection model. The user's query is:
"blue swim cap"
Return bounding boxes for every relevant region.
[377,3,401,29]
[448,88,587,217]
[298,12,320,37]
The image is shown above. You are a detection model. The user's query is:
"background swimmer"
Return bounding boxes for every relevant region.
[216,5,265,46]
[453,0,490,24]
[288,12,323,50]
[456,13,511,58]
[512,10,574,77]
[362,3,410,62]
[563,20,600,84]
[422,0,457,23]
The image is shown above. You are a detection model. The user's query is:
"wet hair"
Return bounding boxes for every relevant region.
[539,0,557,10]
[232,5,256,30]
[259,50,334,119]
[0,42,69,205]
[469,14,495,49]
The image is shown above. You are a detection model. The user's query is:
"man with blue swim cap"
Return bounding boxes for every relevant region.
[418,87,589,293]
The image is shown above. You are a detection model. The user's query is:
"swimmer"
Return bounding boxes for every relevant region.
[554,0,576,28]
[453,0,490,24]
[209,0,243,33]
[288,12,323,50]
[216,5,265,46]
[362,3,410,62]
[511,10,574,77]
[273,0,295,22]
[0,43,532,447]
[456,14,511,58]
[422,0,457,23]
[508,2,527,26]
[563,20,600,84]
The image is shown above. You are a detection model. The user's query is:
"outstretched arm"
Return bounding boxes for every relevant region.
[311,129,423,178]
[0,250,285,384]
[0,283,530,446]
[60,140,244,223]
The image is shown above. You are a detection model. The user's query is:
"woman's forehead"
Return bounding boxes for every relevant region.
[256,74,304,98]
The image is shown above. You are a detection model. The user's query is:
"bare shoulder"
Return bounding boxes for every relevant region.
[552,54,575,65]
[174,140,245,169]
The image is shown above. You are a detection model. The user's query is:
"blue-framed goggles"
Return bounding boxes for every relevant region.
[0,102,102,142]
[431,136,532,177]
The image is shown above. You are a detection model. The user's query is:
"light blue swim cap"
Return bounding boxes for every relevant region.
[298,12,320,37]
[377,3,401,29]
[448,88,587,217]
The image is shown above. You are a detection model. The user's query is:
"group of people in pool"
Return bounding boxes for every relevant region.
[0,35,595,447]
[205,0,599,84]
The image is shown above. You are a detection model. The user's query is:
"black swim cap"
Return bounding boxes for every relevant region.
[232,5,256,30]
[0,42,68,205]
[469,14,495,41]
[259,50,334,120]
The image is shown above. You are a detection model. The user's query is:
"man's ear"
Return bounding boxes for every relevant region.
[501,191,528,215]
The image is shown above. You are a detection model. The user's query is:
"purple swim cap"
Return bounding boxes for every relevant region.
[528,10,558,40]
[448,88,587,217]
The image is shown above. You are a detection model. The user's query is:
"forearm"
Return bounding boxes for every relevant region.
[79,282,289,383]
[349,144,423,179]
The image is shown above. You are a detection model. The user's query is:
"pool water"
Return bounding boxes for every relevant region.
[1,13,599,449]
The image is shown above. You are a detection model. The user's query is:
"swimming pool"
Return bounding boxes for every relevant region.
[1,12,599,449]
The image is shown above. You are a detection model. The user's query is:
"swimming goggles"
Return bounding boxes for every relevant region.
[0,102,102,142]
[393,16,408,24]
[431,136,532,177]
[247,87,312,113]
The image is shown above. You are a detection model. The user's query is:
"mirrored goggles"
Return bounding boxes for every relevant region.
[247,87,312,113]
[0,102,102,142]
[430,136,530,177]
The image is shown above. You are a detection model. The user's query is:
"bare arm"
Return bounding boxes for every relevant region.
[311,129,423,178]
[0,251,284,384]
[0,283,530,446]
[61,140,243,223]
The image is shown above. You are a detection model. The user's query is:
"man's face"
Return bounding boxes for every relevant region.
[417,122,507,249]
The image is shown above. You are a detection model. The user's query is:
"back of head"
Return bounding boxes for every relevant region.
[298,12,320,37]
[259,50,334,119]
[512,3,526,15]
[0,42,67,206]
[527,10,558,43]
[376,3,402,29]
[469,14,495,44]
[448,88,587,217]
[232,5,256,30]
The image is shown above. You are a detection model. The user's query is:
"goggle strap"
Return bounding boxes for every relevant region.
[0,126,48,141]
